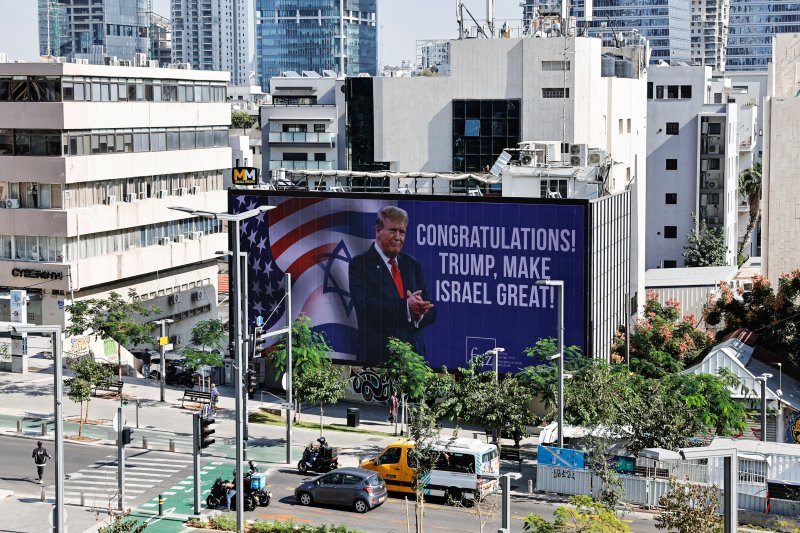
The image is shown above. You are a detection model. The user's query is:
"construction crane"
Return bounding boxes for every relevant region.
[45,0,62,57]
[138,0,156,59]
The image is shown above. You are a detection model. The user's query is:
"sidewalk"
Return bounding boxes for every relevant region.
[0,351,542,532]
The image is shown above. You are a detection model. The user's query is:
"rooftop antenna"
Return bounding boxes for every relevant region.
[457,0,464,39]
[487,0,494,37]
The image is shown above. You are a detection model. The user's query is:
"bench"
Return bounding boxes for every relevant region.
[500,446,523,471]
[484,428,523,447]
[93,380,123,397]
[181,389,212,408]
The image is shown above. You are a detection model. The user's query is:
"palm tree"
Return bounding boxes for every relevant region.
[737,161,762,258]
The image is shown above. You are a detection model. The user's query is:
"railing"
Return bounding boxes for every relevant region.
[268,160,335,171]
[268,132,336,144]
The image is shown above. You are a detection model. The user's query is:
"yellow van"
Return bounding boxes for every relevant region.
[359,437,500,502]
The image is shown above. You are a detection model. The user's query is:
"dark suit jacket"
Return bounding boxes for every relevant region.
[348,244,437,365]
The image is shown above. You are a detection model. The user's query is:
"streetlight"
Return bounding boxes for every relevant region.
[535,279,564,448]
[152,318,174,403]
[490,347,505,383]
[755,373,773,443]
[169,204,275,533]
[9,324,64,532]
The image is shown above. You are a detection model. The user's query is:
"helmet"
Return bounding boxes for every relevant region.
[317,437,327,445]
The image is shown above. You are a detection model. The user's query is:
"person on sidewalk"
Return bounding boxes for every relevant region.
[388,391,399,424]
[31,441,51,484]
[210,383,219,409]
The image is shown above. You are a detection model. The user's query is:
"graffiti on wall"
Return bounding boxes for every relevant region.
[786,412,800,444]
[346,367,393,403]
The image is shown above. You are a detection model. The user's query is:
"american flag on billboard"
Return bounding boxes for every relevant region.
[234,195,391,361]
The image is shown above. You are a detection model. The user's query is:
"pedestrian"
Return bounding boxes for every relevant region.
[388,391,399,424]
[210,382,219,407]
[32,441,51,484]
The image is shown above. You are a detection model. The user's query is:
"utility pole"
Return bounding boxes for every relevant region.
[154,319,173,402]
[536,279,565,448]
[117,406,125,511]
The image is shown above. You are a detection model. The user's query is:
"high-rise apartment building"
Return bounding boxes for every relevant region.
[0,62,230,344]
[38,0,150,63]
[690,0,729,71]
[254,0,377,91]
[727,0,800,71]
[171,0,249,86]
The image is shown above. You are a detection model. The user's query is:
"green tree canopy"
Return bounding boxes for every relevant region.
[65,358,114,436]
[380,338,433,401]
[294,365,346,434]
[271,313,334,377]
[181,319,225,372]
[738,161,762,259]
[231,110,255,129]
[683,214,726,267]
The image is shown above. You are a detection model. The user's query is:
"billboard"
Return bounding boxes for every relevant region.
[233,192,587,372]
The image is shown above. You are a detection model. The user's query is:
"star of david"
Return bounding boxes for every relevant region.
[318,239,353,316]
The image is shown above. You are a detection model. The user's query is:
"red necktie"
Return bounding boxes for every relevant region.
[389,258,404,297]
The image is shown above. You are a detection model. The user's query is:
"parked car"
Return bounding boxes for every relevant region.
[294,467,387,513]
[147,351,187,381]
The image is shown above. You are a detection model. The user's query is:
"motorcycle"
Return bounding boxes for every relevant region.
[240,460,271,507]
[205,476,255,511]
[297,438,338,474]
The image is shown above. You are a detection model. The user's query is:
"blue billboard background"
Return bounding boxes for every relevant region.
[234,193,586,372]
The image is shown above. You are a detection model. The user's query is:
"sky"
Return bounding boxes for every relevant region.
[0,0,522,68]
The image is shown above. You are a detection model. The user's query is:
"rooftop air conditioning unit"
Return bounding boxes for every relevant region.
[174,235,186,243]
[118,59,132,67]
[709,145,719,154]
[159,237,172,245]
[134,53,148,67]
[587,148,607,166]
[176,187,187,196]
[168,293,181,304]
[104,195,116,205]
[700,160,709,171]
[191,290,205,301]
[156,189,168,198]
[148,60,159,68]
[569,143,587,166]
[125,194,137,203]
[104,56,118,66]
[190,186,201,195]
[706,180,718,189]
[189,231,204,240]
[4,198,20,209]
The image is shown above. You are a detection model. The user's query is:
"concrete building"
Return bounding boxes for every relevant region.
[646,65,743,269]
[0,61,230,347]
[761,34,800,281]
[691,0,730,71]
[38,0,150,63]
[260,72,345,173]
[254,0,377,91]
[152,13,173,68]
[727,0,800,71]
[171,0,249,86]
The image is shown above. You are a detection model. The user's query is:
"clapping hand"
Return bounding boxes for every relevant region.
[407,290,434,319]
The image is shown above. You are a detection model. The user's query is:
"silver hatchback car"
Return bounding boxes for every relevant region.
[294,467,387,513]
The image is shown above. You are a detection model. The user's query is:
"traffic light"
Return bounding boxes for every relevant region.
[246,368,258,395]
[122,427,134,446]
[199,417,216,449]
[253,327,269,357]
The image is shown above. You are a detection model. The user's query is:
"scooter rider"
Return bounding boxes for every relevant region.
[306,437,328,467]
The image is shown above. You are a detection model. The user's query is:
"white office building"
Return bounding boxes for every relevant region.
[0,62,230,347]
[171,0,249,86]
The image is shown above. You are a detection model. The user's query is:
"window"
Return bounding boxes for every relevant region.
[664,226,678,238]
[314,153,326,161]
[647,82,653,99]
[540,179,567,199]
[656,86,664,99]
[434,452,475,474]
[627,119,632,133]
[282,124,307,133]
[665,193,677,204]
[542,60,570,71]
[663,260,678,268]
[542,88,569,98]
[681,85,692,98]
[320,473,343,485]
[313,124,326,133]
[666,122,679,135]
[714,93,722,104]
[708,122,721,135]
[379,447,401,465]
[666,159,678,170]
[667,85,679,99]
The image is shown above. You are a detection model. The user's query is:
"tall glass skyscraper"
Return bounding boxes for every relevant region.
[558,0,692,64]
[255,0,377,91]
[727,0,800,71]
[37,0,150,63]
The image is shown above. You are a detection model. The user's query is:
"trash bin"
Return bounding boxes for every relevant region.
[346,407,360,427]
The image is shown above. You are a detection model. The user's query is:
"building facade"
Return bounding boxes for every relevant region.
[38,0,150,63]
[691,0,730,70]
[254,0,377,91]
[0,62,230,345]
[171,0,249,86]
[727,0,800,71]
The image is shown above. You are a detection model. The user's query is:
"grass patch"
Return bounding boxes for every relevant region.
[248,409,392,437]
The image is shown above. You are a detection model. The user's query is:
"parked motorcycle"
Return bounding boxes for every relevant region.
[297,437,338,474]
[205,476,255,511]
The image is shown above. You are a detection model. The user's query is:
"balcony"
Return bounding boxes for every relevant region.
[268,132,336,145]
[269,160,335,171]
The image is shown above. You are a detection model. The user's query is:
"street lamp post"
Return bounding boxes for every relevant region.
[152,319,174,403]
[169,205,274,533]
[9,324,64,532]
[756,373,773,442]
[535,279,564,448]
[490,347,505,383]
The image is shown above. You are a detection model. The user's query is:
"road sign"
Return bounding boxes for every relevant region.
[159,336,169,346]
[112,412,127,432]
[256,315,264,327]
[280,372,287,391]
[48,508,68,528]
[164,343,174,351]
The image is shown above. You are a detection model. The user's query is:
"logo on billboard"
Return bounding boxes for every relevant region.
[232,167,259,186]
[466,337,497,366]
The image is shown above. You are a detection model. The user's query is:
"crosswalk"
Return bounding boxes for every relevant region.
[54,451,192,508]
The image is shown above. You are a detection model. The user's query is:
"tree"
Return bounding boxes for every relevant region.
[181,319,225,389]
[655,478,721,533]
[97,511,148,533]
[519,338,586,412]
[293,365,346,434]
[523,495,630,532]
[737,161,762,258]
[611,291,714,378]
[65,289,158,384]
[65,358,113,436]
[406,402,444,533]
[705,272,800,365]
[683,215,726,267]
[230,110,255,129]
[380,338,433,434]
